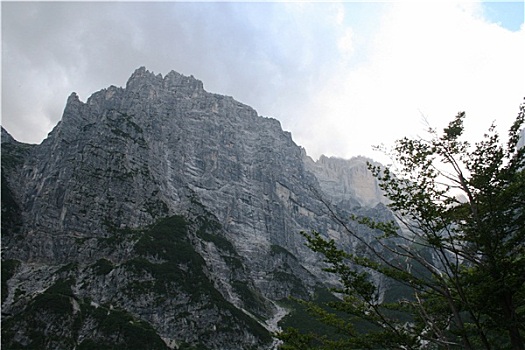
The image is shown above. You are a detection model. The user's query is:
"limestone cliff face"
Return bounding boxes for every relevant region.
[518,128,525,150]
[1,67,390,349]
[304,155,386,208]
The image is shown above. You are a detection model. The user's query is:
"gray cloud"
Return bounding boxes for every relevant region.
[2,2,344,146]
[3,2,523,162]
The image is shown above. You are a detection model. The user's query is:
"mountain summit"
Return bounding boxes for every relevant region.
[1,68,388,349]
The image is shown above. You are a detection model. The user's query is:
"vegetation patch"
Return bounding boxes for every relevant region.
[106,112,147,147]
[222,256,244,269]
[131,215,272,344]
[57,262,79,274]
[99,219,139,246]
[30,278,76,315]
[1,173,24,236]
[1,278,78,349]
[197,228,236,254]
[278,287,350,343]
[89,306,168,349]
[129,216,228,301]
[91,258,114,276]
[270,244,296,258]
[231,281,268,319]
[271,267,309,299]
[2,282,168,350]
[1,259,20,303]
[0,141,33,170]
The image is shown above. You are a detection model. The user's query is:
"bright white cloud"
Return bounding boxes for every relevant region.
[286,1,525,164]
[337,28,355,60]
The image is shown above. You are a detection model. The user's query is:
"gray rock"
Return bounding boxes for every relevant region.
[1,67,391,349]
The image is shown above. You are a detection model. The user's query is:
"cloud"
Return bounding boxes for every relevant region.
[1,2,147,141]
[289,2,525,162]
[1,2,342,140]
[2,2,524,165]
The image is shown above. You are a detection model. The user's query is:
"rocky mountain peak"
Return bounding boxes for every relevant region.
[1,67,392,350]
[125,66,160,88]
[125,66,204,98]
[164,69,204,92]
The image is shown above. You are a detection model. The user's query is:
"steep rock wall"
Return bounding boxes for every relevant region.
[1,67,392,349]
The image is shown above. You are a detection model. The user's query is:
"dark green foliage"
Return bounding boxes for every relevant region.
[134,215,189,259]
[270,244,297,259]
[100,219,140,246]
[77,339,116,350]
[127,215,272,343]
[223,255,244,269]
[1,173,24,236]
[1,259,20,303]
[130,216,211,298]
[1,138,33,236]
[2,280,168,350]
[2,278,78,349]
[231,280,269,318]
[144,196,170,218]
[0,139,33,170]
[177,342,209,350]
[195,214,237,253]
[278,287,343,338]
[280,100,525,349]
[269,245,309,298]
[91,258,114,275]
[194,215,274,319]
[106,111,147,147]
[271,270,309,299]
[29,278,76,316]
[57,262,79,274]
[2,210,271,348]
[89,307,168,349]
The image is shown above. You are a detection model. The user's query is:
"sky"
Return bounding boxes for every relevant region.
[2,1,524,164]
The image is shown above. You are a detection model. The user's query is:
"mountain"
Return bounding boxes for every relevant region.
[1,67,393,349]
[304,154,387,208]
[518,127,525,150]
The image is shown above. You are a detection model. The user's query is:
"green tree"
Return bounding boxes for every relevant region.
[279,100,525,349]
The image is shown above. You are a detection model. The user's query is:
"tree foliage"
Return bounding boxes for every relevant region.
[279,100,525,349]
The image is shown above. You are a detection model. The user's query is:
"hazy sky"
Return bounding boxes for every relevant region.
[2,1,524,163]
